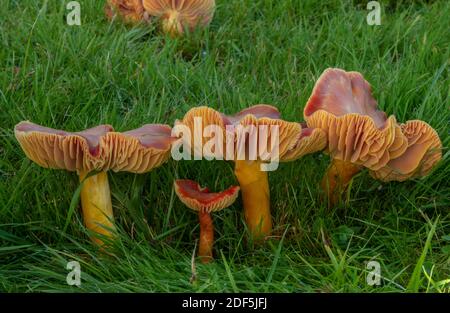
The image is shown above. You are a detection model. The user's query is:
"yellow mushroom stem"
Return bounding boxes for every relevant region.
[234,160,272,240]
[198,210,214,264]
[321,158,362,207]
[78,171,116,246]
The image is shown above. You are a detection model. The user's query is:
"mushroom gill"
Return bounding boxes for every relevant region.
[370,120,442,182]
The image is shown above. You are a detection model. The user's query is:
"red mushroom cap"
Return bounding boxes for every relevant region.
[303,68,408,170]
[174,179,239,213]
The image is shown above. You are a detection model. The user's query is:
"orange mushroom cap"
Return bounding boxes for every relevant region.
[142,0,215,36]
[14,121,175,173]
[304,68,408,170]
[105,0,148,23]
[370,120,442,181]
[174,179,239,213]
[177,104,327,162]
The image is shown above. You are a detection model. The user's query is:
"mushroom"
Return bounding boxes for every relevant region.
[370,120,442,182]
[174,179,239,263]
[142,0,215,37]
[105,0,149,24]
[14,121,174,245]
[175,105,326,240]
[303,68,414,206]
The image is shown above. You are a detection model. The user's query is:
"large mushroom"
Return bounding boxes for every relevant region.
[174,179,239,263]
[14,121,174,245]
[303,68,441,206]
[142,0,215,37]
[175,105,326,240]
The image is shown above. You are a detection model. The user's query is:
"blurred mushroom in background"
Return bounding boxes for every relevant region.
[105,0,149,24]
[142,0,215,37]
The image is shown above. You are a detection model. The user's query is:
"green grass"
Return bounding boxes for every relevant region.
[0,0,449,292]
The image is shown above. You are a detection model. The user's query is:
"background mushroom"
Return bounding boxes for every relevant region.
[105,0,148,24]
[370,120,442,182]
[142,0,215,37]
[303,68,421,206]
[177,105,326,240]
[15,121,174,246]
[174,179,239,263]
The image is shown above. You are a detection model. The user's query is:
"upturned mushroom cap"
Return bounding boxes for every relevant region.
[177,105,327,162]
[304,68,408,170]
[14,121,174,174]
[174,179,239,213]
[370,120,442,181]
[105,0,147,23]
[142,0,215,36]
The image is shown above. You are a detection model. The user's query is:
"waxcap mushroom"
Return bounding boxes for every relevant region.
[142,0,215,37]
[174,179,239,263]
[105,0,148,24]
[14,121,174,245]
[302,68,444,207]
[304,68,408,171]
[303,68,408,206]
[370,120,442,182]
[176,104,326,240]
[174,179,240,213]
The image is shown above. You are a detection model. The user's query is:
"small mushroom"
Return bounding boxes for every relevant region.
[142,0,215,37]
[370,120,442,181]
[105,0,148,24]
[303,68,441,206]
[14,121,174,245]
[176,105,326,240]
[174,179,239,263]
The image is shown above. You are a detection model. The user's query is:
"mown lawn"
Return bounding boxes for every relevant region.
[0,0,448,292]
